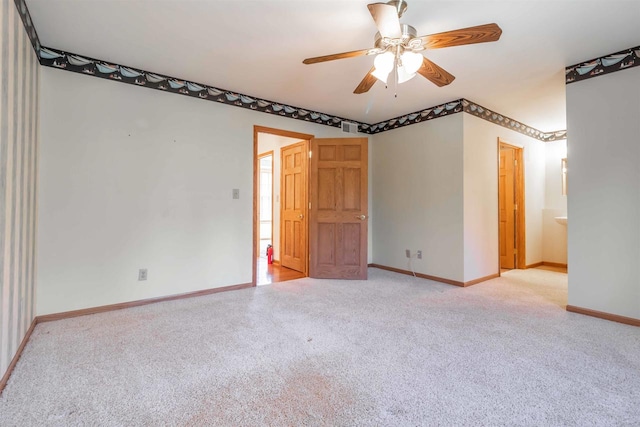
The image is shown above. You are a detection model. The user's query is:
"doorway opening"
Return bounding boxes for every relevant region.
[253,126,370,285]
[253,126,312,286]
[257,152,273,263]
[498,139,525,272]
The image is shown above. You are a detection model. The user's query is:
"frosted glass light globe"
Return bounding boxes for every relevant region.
[374,51,395,72]
[401,51,423,74]
[372,52,395,84]
[397,66,416,84]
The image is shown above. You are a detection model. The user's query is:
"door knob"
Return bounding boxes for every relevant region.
[299,214,304,219]
[356,214,368,220]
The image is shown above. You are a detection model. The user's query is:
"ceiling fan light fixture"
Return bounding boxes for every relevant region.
[302,2,502,94]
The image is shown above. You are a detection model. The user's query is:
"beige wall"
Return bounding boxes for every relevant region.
[567,66,640,319]
[38,67,364,315]
[462,115,499,281]
[0,1,40,378]
[371,114,465,282]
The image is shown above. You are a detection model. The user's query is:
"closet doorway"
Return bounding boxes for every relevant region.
[498,140,525,270]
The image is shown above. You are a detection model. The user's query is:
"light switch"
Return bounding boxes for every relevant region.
[232,189,240,199]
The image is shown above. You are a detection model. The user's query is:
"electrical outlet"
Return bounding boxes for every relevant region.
[232,189,240,199]
[405,249,411,258]
[138,268,148,281]
[417,250,422,259]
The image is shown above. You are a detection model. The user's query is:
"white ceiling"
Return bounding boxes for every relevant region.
[26,0,640,131]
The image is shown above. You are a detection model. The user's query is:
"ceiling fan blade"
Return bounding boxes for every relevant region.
[354,67,378,94]
[303,49,373,65]
[418,23,502,50]
[367,3,402,39]
[417,57,455,87]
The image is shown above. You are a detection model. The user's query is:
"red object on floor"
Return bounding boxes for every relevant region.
[267,245,273,264]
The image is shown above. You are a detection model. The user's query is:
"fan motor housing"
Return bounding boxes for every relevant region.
[374,24,418,50]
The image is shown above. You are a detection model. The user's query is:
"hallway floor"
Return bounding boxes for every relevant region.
[257,257,305,286]
[500,266,568,308]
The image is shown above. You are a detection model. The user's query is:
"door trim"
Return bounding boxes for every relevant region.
[497,138,526,272]
[253,126,314,286]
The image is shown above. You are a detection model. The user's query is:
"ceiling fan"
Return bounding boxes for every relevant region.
[302,0,502,94]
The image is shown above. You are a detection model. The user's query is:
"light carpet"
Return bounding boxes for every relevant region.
[1,268,639,426]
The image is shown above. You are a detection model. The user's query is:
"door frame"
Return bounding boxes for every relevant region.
[256,150,274,262]
[497,138,526,272]
[253,126,314,286]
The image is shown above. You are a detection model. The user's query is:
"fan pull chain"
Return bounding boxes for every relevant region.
[394,46,400,98]
[394,68,398,98]
[392,55,396,98]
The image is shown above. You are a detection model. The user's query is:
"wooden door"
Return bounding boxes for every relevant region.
[309,138,368,279]
[499,147,516,269]
[280,141,307,274]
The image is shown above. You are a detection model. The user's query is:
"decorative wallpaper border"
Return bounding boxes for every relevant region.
[13,0,40,55]
[38,45,567,141]
[366,99,464,133]
[38,46,373,134]
[566,45,640,84]
[15,0,566,141]
[366,99,567,142]
[462,100,567,142]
